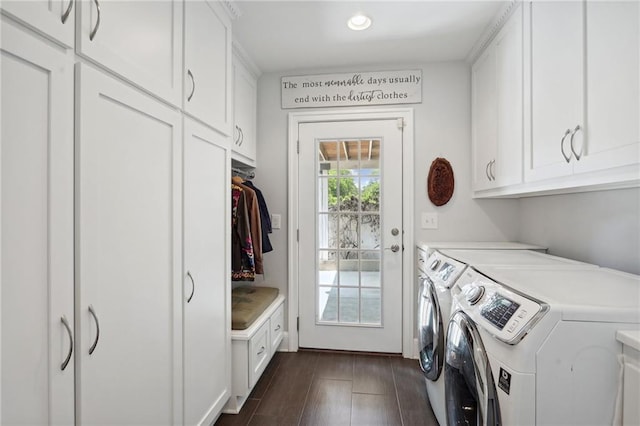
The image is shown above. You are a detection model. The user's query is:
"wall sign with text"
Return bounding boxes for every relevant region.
[281,70,422,109]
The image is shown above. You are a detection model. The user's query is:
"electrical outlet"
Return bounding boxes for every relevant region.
[421,212,438,229]
[271,214,281,229]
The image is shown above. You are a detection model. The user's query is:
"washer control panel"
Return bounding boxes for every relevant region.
[423,251,467,289]
[453,268,546,345]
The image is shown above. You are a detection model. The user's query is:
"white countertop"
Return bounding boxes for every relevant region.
[416,241,547,251]
[617,330,640,352]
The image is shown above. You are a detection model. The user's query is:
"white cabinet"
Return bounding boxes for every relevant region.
[1,18,74,425]
[232,52,258,166]
[184,0,232,135]
[76,0,183,105]
[183,117,231,425]
[225,295,285,414]
[472,47,498,191]
[525,0,639,185]
[0,0,75,47]
[76,64,183,425]
[472,4,523,193]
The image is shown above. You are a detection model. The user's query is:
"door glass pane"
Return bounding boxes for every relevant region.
[316,138,383,326]
[318,214,338,249]
[361,288,381,324]
[319,286,337,322]
[339,287,359,323]
[338,251,359,287]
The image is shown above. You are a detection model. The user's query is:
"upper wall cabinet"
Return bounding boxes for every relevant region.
[76,0,183,106]
[472,4,523,193]
[524,0,639,186]
[0,0,75,48]
[184,0,232,136]
[232,50,258,166]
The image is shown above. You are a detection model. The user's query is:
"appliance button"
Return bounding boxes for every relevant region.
[517,310,527,319]
[465,285,485,305]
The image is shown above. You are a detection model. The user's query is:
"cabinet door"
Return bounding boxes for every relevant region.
[472,47,498,191]
[0,0,75,47]
[183,118,231,425]
[1,19,74,425]
[76,64,183,425]
[77,0,182,105]
[184,0,232,135]
[232,57,257,166]
[577,1,640,174]
[495,4,523,187]
[526,1,584,181]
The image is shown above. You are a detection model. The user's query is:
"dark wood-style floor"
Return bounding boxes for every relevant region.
[215,350,439,426]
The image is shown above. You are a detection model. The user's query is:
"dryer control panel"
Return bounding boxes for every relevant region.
[453,268,548,345]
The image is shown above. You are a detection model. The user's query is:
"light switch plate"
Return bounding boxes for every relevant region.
[271,214,281,229]
[421,212,438,229]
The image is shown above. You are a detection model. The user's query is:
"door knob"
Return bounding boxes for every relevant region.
[386,244,400,253]
[391,228,399,236]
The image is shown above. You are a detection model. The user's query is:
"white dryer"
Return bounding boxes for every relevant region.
[418,248,594,426]
[445,266,640,426]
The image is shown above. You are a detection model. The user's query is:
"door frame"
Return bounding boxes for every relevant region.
[287,108,415,357]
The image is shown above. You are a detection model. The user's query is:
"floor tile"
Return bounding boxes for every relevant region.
[352,355,395,395]
[350,393,402,426]
[299,378,352,426]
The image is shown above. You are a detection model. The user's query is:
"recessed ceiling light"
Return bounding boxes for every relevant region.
[348,14,372,31]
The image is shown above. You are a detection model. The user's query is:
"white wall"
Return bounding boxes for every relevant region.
[518,188,640,274]
[253,61,521,326]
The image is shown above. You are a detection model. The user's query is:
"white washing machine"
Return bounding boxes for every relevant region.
[445,266,640,426]
[418,248,594,425]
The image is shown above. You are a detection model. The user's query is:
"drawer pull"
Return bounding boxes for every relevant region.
[274,324,281,331]
[186,271,195,303]
[560,128,572,163]
[88,305,100,355]
[89,0,101,41]
[569,125,582,161]
[257,346,265,356]
[60,315,73,371]
[61,0,73,24]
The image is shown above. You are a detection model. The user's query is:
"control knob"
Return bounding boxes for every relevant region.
[430,259,441,271]
[465,285,485,305]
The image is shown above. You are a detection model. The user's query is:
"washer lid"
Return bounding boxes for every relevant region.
[478,267,640,323]
[440,249,595,268]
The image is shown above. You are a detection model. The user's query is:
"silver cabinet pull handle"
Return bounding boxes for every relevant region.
[89,0,100,41]
[490,159,496,181]
[569,124,582,161]
[560,128,572,163]
[88,305,100,355]
[257,346,265,355]
[274,324,281,331]
[61,0,73,24]
[186,271,195,303]
[234,125,239,145]
[60,315,73,370]
[238,127,244,146]
[485,161,491,181]
[187,70,195,102]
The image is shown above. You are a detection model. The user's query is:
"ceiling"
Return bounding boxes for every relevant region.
[230,0,509,74]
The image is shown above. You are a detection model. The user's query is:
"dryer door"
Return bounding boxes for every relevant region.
[418,275,444,380]
[445,311,501,426]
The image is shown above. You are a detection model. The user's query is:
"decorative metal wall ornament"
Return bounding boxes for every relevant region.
[427,157,454,206]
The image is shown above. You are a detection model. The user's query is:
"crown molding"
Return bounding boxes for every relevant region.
[221,0,242,20]
[466,0,519,64]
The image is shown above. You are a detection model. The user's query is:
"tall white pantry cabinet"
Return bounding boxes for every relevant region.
[1,0,233,424]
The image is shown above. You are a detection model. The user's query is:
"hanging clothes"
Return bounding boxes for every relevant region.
[242,180,273,254]
[232,184,255,281]
[232,176,264,275]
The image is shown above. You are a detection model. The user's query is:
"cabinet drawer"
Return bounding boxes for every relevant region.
[270,304,284,355]
[248,321,270,388]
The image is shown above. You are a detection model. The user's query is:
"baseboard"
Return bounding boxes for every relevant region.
[412,338,419,359]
